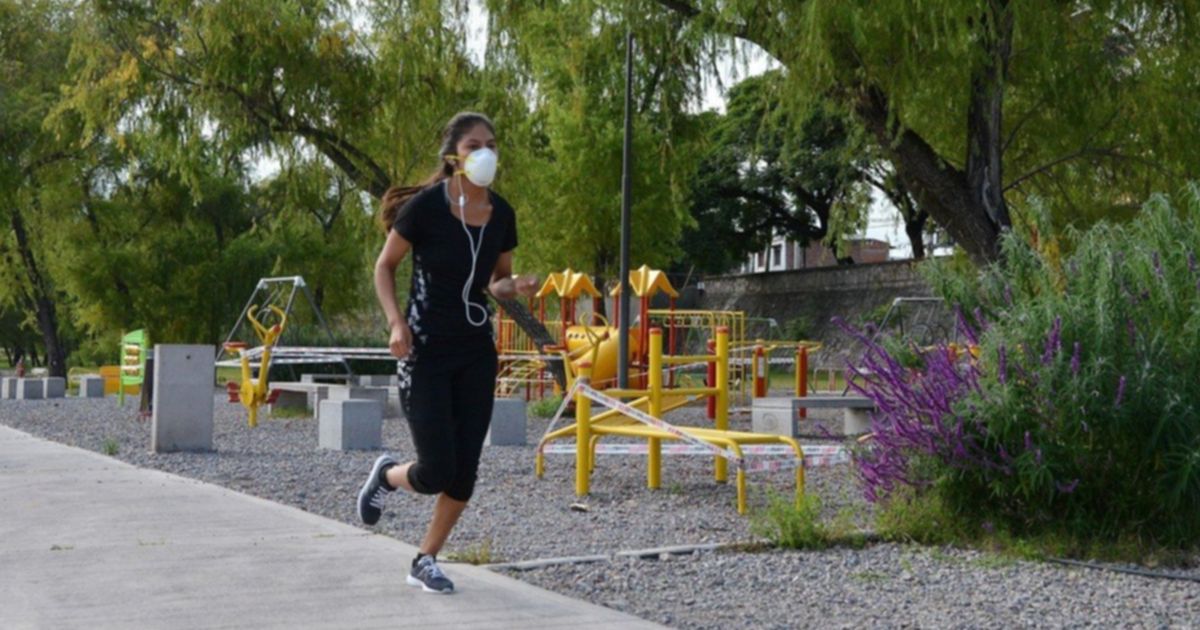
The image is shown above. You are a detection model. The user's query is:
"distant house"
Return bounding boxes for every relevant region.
[738,234,891,274]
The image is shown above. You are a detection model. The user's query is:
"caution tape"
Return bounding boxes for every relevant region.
[535,381,582,455]
[576,386,746,469]
[536,383,852,473]
[541,443,850,468]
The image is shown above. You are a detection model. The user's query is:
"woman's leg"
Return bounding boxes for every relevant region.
[416,493,469,556]
[412,339,496,555]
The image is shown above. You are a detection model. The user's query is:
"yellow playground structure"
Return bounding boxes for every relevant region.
[223,305,288,427]
[537,326,805,514]
[496,265,827,514]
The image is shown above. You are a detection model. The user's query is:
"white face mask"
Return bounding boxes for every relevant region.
[463,147,497,187]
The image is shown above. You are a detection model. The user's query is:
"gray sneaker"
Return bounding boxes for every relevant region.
[357,454,396,526]
[406,555,455,594]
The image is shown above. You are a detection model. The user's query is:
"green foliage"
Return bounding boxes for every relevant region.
[101,437,119,456]
[875,485,969,547]
[528,395,563,419]
[681,71,870,273]
[487,1,701,277]
[752,493,828,550]
[898,186,1200,550]
[443,537,500,565]
[782,315,813,342]
[660,1,1200,263]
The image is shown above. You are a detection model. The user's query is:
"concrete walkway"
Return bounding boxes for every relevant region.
[0,426,660,629]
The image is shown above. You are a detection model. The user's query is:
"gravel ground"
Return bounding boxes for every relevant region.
[3,393,1198,628]
[509,545,1200,628]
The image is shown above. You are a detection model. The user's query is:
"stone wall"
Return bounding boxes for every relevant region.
[696,260,933,342]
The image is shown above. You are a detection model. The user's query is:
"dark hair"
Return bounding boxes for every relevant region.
[378,112,495,232]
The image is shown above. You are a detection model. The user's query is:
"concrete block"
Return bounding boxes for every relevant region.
[270,389,309,416]
[151,345,215,453]
[43,377,65,399]
[844,408,872,436]
[78,376,106,398]
[327,386,390,417]
[318,399,382,450]
[1,377,15,399]
[15,378,44,401]
[485,398,527,446]
[357,374,396,387]
[308,385,331,418]
[751,398,799,437]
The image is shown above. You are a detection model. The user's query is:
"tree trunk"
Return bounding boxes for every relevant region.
[657,0,1014,266]
[855,86,1006,266]
[8,204,67,377]
[905,210,929,260]
[965,1,1013,243]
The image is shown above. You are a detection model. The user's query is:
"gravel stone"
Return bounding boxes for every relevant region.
[3,394,1197,628]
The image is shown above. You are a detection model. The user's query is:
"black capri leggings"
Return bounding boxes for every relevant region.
[396,333,497,502]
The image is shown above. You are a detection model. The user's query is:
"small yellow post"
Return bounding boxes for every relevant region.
[575,363,593,497]
[715,326,730,483]
[737,468,747,515]
[795,463,806,508]
[647,328,663,489]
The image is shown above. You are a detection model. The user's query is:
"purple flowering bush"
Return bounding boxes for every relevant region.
[850,188,1200,547]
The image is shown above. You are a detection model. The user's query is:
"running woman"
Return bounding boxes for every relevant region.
[359,112,538,594]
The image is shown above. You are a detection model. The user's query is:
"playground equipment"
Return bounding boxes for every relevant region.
[224,305,288,427]
[118,329,148,405]
[494,268,601,398]
[495,265,681,399]
[537,326,807,514]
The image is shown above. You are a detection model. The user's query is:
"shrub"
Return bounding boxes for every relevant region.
[849,187,1200,550]
[528,395,564,419]
[783,315,814,341]
[751,493,831,550]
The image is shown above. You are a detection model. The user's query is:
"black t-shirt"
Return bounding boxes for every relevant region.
[392,180,518,340]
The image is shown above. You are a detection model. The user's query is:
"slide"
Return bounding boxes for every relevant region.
[564,325,641,389]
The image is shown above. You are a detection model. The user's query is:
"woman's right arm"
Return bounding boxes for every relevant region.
[375,229,413,358]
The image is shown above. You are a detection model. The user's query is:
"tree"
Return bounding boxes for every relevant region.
[681,72,873,273]
[485,1,705,290]
[57,0,554,340]
[0,0,88,377]
[657,1,1200,265]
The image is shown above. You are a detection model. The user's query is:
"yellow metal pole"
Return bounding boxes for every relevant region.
[796,461,806,508]
[737,468,747,515]
[575,363,593,496]
[647,328,663,489]
[715,326,729,483]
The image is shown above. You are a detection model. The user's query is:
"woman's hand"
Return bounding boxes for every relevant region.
[489,277,517,300]
[389,320,413,359]
[490,274,540,300]
[515,274,540,297]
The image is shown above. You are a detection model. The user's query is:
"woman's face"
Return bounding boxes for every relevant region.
[454,123,497,163]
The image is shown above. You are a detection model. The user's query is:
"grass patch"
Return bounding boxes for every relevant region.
[851,570,890,582]
[101,437,119,456]
[528,395,563,419]
[751,493,869,550]
[269,406,311,420]
[443,538,501,565]
[875,486,1198,566]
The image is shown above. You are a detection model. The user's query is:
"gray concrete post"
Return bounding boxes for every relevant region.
[151,345,215,453]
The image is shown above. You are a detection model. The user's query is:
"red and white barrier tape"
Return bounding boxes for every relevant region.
[576,386,745,468]
[540,443,850,468]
